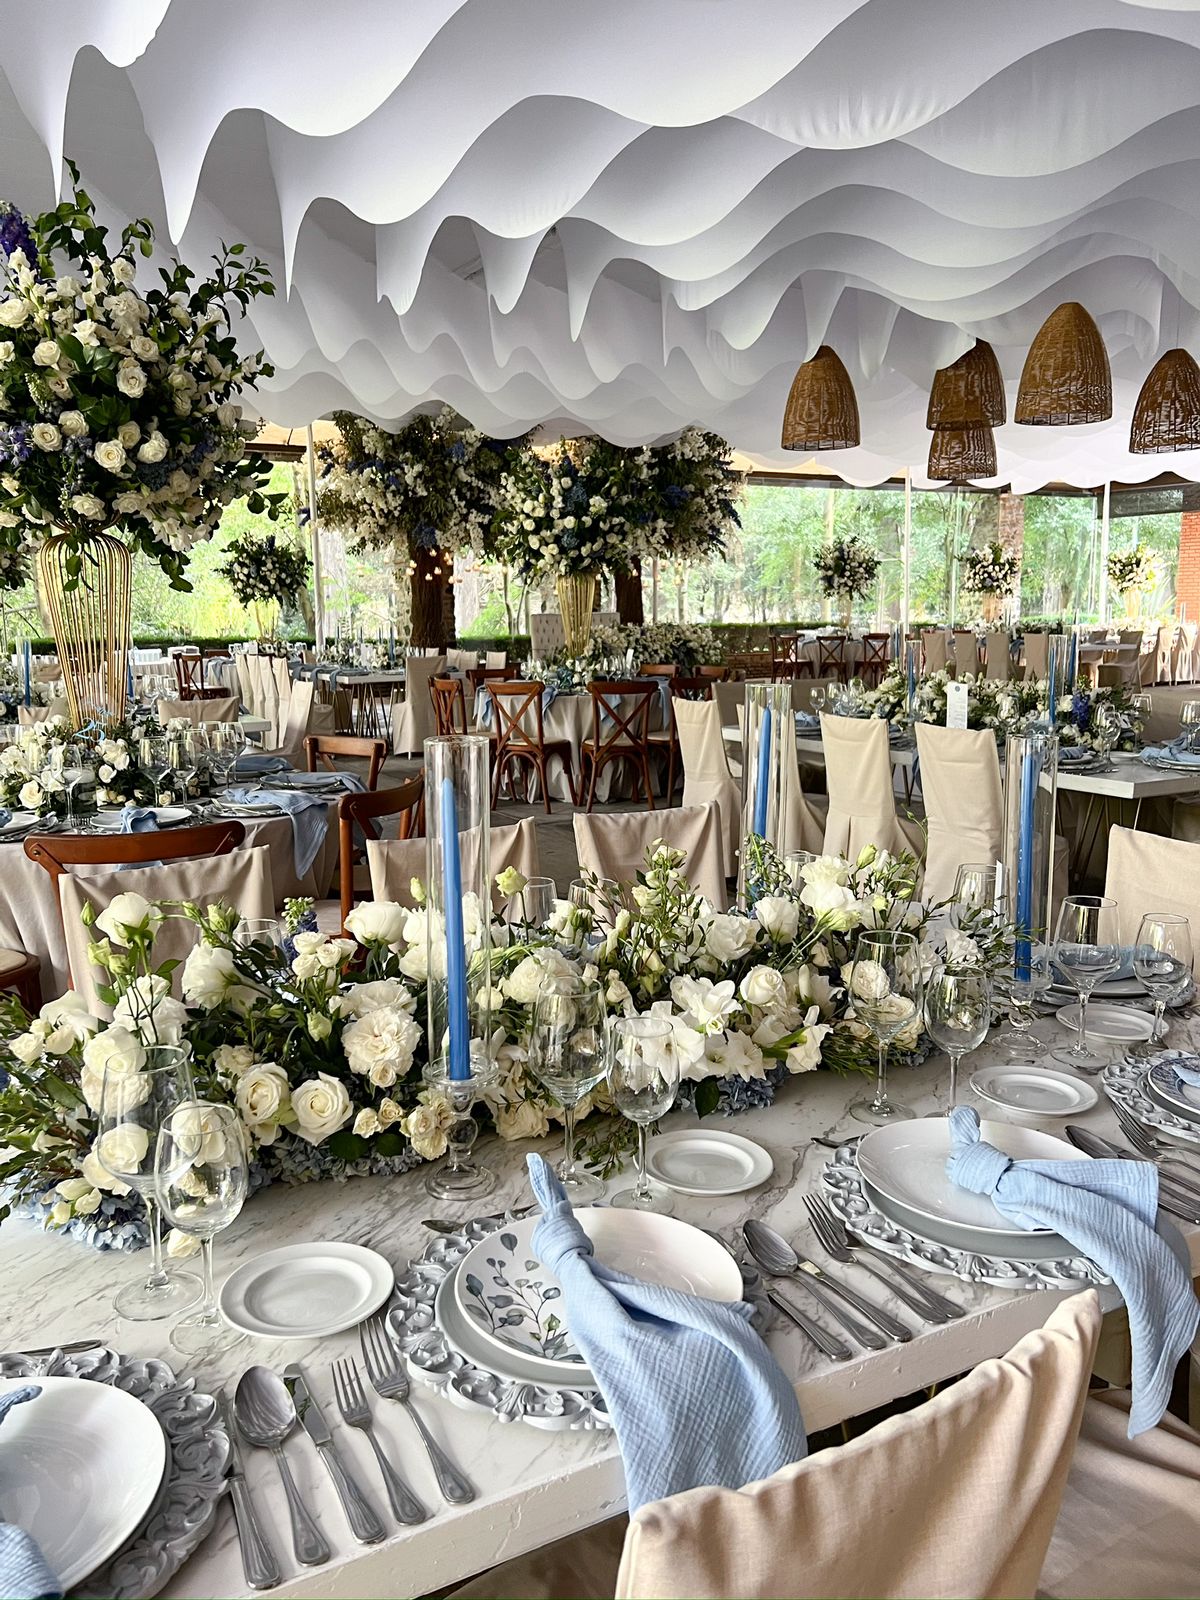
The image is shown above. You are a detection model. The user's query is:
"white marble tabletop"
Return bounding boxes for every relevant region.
[1053,750,1200,801]
[3,1020,1199,1600]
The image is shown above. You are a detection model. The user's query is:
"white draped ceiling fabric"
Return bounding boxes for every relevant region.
[6,1,1200,489]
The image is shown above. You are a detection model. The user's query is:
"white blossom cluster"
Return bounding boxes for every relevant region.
[814,533,881,602]
[958,541,1020,596]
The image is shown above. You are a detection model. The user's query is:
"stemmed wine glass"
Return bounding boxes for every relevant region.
[515,876,557,931]
[138,735,171,806]
[96,1045,203,1320]
[1133,912,1193,1054]
[528,974,606,1203]
[1130,693,1152,746]
[605,1015,678,1213]
[155,1102,249,1355]
[810,685,827,715]
[950,862,1003,929]
[1181,701,1200,753]
[849,929,923,1124]
[925,964,991,1106]
[55,745,87,831]
[1051,895,1121,1072]
[1092,702,1119,768]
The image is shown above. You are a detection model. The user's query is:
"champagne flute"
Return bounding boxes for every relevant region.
[95,1045,203,1320]
[606,1015,678,1213]
[1133,913,1193,1054]
[1051,895,1121,1072]
[528,975,606,1203]
[849,930,922,1124]
[155,1102,249,1355]
[925,964,991,1106]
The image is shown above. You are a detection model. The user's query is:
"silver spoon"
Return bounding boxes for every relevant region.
[743,1219,911,1348]
[235,1367,330,1566]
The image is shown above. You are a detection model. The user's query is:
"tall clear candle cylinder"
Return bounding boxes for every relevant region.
[738,681,793,906]
[423,735,492,1076]
[1002,731,1059,981]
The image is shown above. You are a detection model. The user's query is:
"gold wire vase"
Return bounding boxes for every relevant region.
[556,572,597,657]
[36,530,132,729]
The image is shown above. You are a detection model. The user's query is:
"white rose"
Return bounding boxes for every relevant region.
[136,431,167,463]
[69,493,105,519]
[166,1227,202,1259]
[81,1146,130,1196]
[353,1108,380,1137]
[93,439,126,474]
[55,1177,92,1202]
[342,1005,420,1081]
[72,1188,102,1216]
[18,780,43,809]
[800,855,850,890]
[849,959,891,1004]
[291,1073,352,1145]
[235,1063,290,1143]
[704,913,758,964]
[740,965,788,1010]
[117,420,140,449]
[32,339,60,367]
[403,1099,454,1160]
[340,978,414,1018]
[0,300,30,328]
[501,948,574,1006]
[30,423,61,452]
[94,1121,150,1177]
[181,941,239,1008]
[58,409,87,437]
[48,1200,72,1228]
[110,257,136,286]
[130,335,157,360]
[344,901,406,946]
[0,341,13,363]
[213,1043,255,1077]
[116,362,146,398]
[755,896,800,943]
[95,890,162,946]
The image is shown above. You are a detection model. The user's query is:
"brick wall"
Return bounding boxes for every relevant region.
[1178,510,1200,622]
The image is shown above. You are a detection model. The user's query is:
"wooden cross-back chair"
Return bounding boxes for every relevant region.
[24,822,247,914]
[488,681,578,814]
[173,652,228,701]
[860,632,891,687]
[336,773,425,929]
[769,631,799,681]
[430,676,469,737]
[816,635,849,682]
[582,680,658,812]
[304,733,387,792]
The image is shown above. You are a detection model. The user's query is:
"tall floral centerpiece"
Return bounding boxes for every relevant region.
[219,531,310,642]
[814,533,880,629]
[1107,545,1160,622]
[959,541,1020,623]
[0,166,282,724]
[317,409,524,649]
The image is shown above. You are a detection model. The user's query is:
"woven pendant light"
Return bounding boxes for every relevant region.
[1129,348,1200,453]
[780,345,860,451]
[1015,302,1111,424]
[926,339,1006,428]
[927,423,997,481]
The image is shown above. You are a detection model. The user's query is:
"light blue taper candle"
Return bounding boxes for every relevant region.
[439,775,470,1080]
[753,705,771,836]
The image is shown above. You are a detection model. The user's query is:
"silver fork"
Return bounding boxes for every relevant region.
[331,1357,428,1526]
[360,1315,475,1504]
[803,1195,964,1324]
[1112,1100,1200,1174]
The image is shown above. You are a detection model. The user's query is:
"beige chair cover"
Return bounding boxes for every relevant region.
[615,1291,1101,1600]
[156,696,240,725]
[272,678,334,765]
[713,678,743,730]
[780,719,826,857]
[484,650,508,669]
[59,845,275,1007]
[922,630,950,673]
[18,698,68,725]
[573,803,727,910]
[391,654,447,756]
[952,629,981,676]
[445,647,478,672]
[820,715,924,862]
[367,819,539,910]
[1039,1388,1200,1599]
[915,724,1003,903]
[1024,632,1050,680]
[672,699,741,879]
[984,631,1014,680]
[1155,625,1175,685]
[1104,826,1200,967]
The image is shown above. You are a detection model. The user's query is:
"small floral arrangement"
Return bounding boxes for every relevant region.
[324,637,387,670]
[0,164,283,590]
[959,541,1019,597]
[814,534,880,603]
[527,622,720,688]
[0,718,150,813]
[219,531,309,608]
[1107,545,1160,600]
[861,667,1134,749]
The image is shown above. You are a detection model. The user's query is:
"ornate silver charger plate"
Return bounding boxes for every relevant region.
[1103,1056,1200,1149]
[821,1148,1110,1289]
[0,1344,228,1599]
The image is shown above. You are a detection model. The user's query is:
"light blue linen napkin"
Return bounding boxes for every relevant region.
[1143,736,1200,766]
[120,805,158,834]
[222,786,333,878]
[526,1154,806,1510]
[234,754,289,778]
[0,1386,61,1600]
[1057,744,1093,764]
[946,1106,1199,1435]
[0,809,10,830]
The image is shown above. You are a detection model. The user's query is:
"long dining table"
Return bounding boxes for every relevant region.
[3,1023,1196,1600]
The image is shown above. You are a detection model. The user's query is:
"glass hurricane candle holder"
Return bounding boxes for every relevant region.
[737,680,792,907]
[422,1053,499,1201]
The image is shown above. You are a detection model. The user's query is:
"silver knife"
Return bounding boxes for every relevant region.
[218,1392,281,1590]
[4,1339,102,1359]
[1064,1126,1200,1220]
[282,1363,385,1545]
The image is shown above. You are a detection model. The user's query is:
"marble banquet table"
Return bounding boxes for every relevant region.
[3,1028,1198,1600]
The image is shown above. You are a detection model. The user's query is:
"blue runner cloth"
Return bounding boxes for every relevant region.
[527,1154,806,1510]
[0,1387,61,1599]
[222,786,340,878]
[946,1106,1198,1435]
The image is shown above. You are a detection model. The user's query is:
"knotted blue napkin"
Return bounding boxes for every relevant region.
[526,1154,806,1510]
[1143,736,1200,766]
[222,786,335,878]
[0,1386,61,1599]
[120,805,158,834]
[946,1106,1199,1435]
[233,753,289,778]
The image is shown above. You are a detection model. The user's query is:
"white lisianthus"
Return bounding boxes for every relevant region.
[740,966,788,1011]
[48,1200,72,1228]
[342,1004,420,1083]
[799,878,861,930]
[181,941,240,1008]
[755,896,800,943]
[291,1072,352,1145]
[111,974,188,1044]
[353,1108,380,1138]
[800,855,850,890]
[340,978,415,1018]
[670,974,740,1033]
[495,865,527,898]
[943,927,982,967]
[32,339,60,367]
[235,1063,290,1144]
[72,1188,102,1216]
[58,409,87,437]
[791,963,836,1015]
[95,890,162,946]
[344,901,406,946]
[55,1176,92,1202]
[93,439,126,474]
[31,423,61,452]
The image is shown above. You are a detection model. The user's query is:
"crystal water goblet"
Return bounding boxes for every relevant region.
[1051,894,1121,1072]
[1133,912,1192,1054]
[528,974,606,1203]
[925,964,991,1106]
[605,1015,678,1213]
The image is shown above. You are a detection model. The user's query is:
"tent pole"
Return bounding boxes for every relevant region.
[306,424,326,653]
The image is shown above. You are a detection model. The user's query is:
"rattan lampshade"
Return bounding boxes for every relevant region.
[780,345,860,451]
[1014,301,1111,425]
[927,423,997,481]
[925,340,1006,428]
[1129,348,1200,453]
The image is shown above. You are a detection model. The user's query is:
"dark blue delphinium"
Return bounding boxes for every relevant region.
[0,203,36,266]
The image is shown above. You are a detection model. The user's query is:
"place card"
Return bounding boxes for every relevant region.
[946,681,969,729]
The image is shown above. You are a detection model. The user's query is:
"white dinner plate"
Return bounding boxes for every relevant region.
[435,1269,598,1390]
[0,810,34,834]
[969,1066,1098,1121]
[219,1242,394,1338]
[0,1375,166,1589]
[861,1175,1074,1261]
[1048,977,1147,1001]
[644,1129,773,1196]
[857,1117,1088,1239]
[453,1209,743,1379]
[1055,1002,1155,1043]
[1143,1060,1200,1125]
[90,805,191,832]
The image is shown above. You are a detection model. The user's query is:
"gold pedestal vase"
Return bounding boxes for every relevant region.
[557,572,597,656]
[36,530,132,729]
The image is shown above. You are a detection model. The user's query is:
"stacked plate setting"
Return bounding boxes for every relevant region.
[1141,1052,1200,1131]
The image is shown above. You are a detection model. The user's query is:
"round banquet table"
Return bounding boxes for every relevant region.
[0,806,340,997]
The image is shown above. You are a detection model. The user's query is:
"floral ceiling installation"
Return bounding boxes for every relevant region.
[7,6,1200,486]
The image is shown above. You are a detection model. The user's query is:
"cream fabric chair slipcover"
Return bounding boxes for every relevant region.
[391,654,447,756]
[615,1291,1101,1600]
[1155,625,1175,685]
[59,845,275,1007]
[780,718,826,857]
[484,650,507,669]
[672,699,741,879]
[367,818,539,910]
[922,630,950,673]
[573,803,727,910]
[271,678,335,765]
[1104,826,1200,968]
[18,698,68,725]
[820,715,924,863]
[915,724,1003,903]
[156,695,240,725]
[952,629,980,676]
[445,647,478,672]
[1024,632,1050,680]
[984,631,1014,680]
